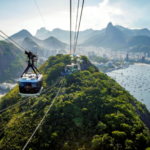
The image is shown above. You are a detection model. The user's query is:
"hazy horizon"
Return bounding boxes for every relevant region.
[1,0,150,36]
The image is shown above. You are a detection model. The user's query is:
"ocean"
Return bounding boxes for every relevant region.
[106,64,150,111]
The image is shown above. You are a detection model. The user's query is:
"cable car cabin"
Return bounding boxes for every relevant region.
[61,63,79,76]
[19,74,43,97]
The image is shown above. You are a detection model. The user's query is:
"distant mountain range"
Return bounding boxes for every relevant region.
[7,22,150,53]
[35,27,102,44]
[83,22,150,51]
[0,41,25,83]
[9,30,67,52]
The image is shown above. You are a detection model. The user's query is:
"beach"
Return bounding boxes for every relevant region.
[134,63,150,66]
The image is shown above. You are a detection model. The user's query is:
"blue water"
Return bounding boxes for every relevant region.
[106,64,150,111]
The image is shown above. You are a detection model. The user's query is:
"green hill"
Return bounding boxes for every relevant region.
[0,55,150,149]
[0,41,25,83]
[129,44,150,54]
[83,22,126,49]
[43,36,67,49]
[126,36,150,47]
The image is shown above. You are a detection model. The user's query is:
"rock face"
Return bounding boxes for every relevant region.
[35,27,50,40]
[105,22,125,43]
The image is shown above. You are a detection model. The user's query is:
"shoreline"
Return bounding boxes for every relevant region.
[134,63,150,66]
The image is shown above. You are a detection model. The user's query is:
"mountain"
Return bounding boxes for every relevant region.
[0,55,150,149]
[129,44,150,54]
[9,29,32,43]
[83,23,150,50]
[0,41,25,83]
[115,25,150,37]
[43,36,67,49]
[83,22,125,49]
[21,37,39,49]
[126,35,150,47]
[35,24,150,46]
[36,27,50,39]
[9,30,67,51]
[35,27,102,44]
[105,22,125,44]
[22,36,67,50]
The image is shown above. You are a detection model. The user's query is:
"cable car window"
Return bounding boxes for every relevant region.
[19,82,40,94]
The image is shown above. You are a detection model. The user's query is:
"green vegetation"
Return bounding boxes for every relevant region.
[126,36,150,47]
[0,55,150,149]
[129,44,150,54]
[0,41,25,83]
[90,56,108,63]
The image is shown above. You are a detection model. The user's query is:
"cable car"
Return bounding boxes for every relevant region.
[61,63,79,76]
[19,51,43,97]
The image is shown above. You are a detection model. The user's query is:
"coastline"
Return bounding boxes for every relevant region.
[134,63,150,66]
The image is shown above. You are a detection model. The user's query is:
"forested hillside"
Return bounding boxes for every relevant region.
[0,41,25,83]
[0,55,150,149]
[129,44,150,54]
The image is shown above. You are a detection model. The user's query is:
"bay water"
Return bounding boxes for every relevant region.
[106,64,150,111]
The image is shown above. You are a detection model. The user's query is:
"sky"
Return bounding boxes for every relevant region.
[0,0,150,36]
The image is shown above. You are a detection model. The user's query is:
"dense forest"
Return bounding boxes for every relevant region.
[0,55,150,149]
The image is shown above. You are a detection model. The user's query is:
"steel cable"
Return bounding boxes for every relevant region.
[0,78,62,149]
[22,79,63,150]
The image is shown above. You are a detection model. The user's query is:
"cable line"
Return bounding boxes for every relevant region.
[22,80,63,150]
[73,0,80,54]
[0,77,62,114]
[70,0,72,55]
[0,35,24,52]
[0,99,46,149]
[0,79,62,149]
[0,30,26,51]
[73,0,85,54]
[34,0,47,28]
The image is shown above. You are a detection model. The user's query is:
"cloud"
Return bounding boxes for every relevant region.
[1,0,150,36]
[80,0,150,30]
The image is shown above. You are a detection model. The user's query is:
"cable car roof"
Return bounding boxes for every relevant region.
[19,74,43,82]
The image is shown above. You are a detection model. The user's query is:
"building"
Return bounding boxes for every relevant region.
[141,56,145,62]
[125,53,129,61]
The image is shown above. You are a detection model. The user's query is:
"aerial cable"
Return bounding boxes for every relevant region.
[73,0,80,54]
[0,97,35,134]
[0,77,62,114]
[0,98,30,114]
[70,0,72,55]
[0,99,46,149]
[22,80,63,150]
[0,30,26,51]
[0,78,62,149]
[0,35,24,52]
[74,0,85,54]
[34,0,47,28]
